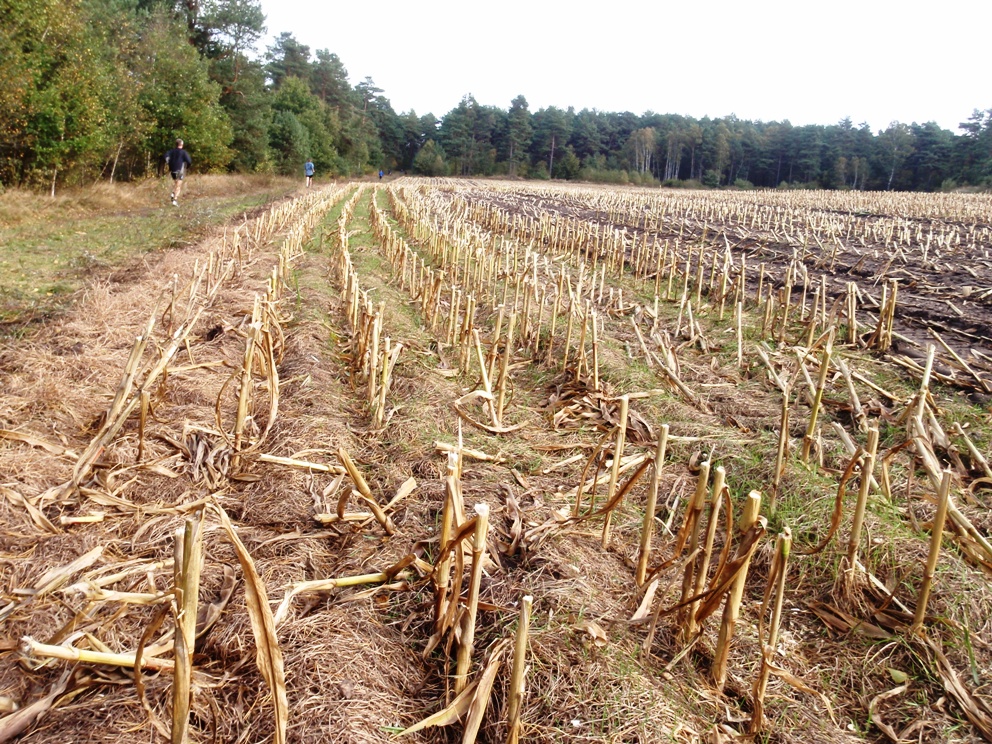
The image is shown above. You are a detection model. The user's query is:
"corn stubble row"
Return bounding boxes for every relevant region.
[6,186,348,744]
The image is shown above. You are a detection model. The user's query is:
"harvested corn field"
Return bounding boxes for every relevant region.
[2,179,992,744]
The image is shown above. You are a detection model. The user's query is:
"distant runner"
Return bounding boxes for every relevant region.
[164,138,192,206]
[305,158,315,189]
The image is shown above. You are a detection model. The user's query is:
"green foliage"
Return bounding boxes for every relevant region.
[552,146,581,180]
[438,94,501,176]
[504,94,532,177]
[310,50,356,109]
[269,110,310,173]
[958,109,992,186]
[265,31,310,88]
[529,161,549,180]
[273,80,339,175]
[199,0,265,59]
[134,13,234,170]
[217,59,273,172]
[200,0,270,171]
[530,105,570,175]
[627,171,657,187]
[411,140,446,176]
[0,0,111,188]
[580,168,630,185]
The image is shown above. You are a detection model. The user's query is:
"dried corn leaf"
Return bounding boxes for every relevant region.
[630,579,659,622]
[0,486,58,534]
[140,459,183,478]
[868,684,910,743]
[569,457,652,525]
[502,491,523,556]
[79,486,139,510]
[462,641,509,744]
[572,620,608,648]
[196,564,236,639]
[228,472,262,483]
[928,642,992,741]
[0,429,71,456]
[212,503,288,744]
[34,546,104,596]
[435,442,505,463]
[762,649,837,726]
[398,680,478,735]
[0,670,73,743]
[694,520,768,624]
[134,606,170,741]
[795,451,862,556]
[808,601,891,640]
[384,476,418,511]
[453,400,526,434]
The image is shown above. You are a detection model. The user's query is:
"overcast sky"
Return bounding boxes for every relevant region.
[258,0,988,133]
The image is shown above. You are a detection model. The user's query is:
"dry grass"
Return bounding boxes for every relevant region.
[0,175,298,228]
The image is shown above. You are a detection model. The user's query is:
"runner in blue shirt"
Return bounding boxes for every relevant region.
[305,159,315,189]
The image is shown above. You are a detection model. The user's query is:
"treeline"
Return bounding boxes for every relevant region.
[0,0,388,189]
[2,0,990,192]
[424,98,992,192]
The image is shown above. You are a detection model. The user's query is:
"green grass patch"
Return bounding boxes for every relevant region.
[0,176,299,326]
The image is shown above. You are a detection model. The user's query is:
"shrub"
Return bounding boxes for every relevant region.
[412,140,447,177]
[530,161,550,180]
[552,147,581,180]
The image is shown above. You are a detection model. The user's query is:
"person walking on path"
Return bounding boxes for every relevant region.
[305,158,315,189]
[164,138,192,206]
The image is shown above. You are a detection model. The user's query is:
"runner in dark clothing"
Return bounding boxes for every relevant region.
[164,139,192,206]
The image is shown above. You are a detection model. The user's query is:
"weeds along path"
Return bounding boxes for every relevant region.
[2,177,992,744]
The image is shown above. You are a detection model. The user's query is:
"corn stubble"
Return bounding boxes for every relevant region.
[4,180,992,744]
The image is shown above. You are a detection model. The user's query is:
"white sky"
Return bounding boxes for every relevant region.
[258,0,988,133]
